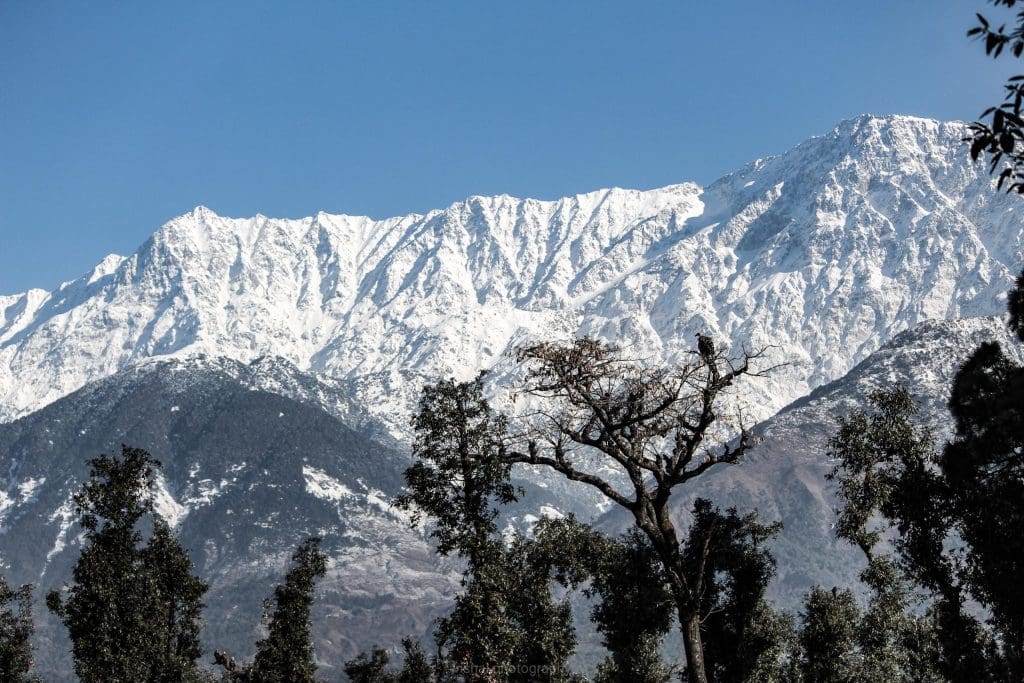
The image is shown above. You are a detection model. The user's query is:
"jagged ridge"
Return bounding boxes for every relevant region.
[1,115,1021,438]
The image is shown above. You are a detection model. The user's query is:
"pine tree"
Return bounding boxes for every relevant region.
[47,445,207,683]
[798,586,859,683]
[0,576,40,683]
[247,537,328,683]
[141,519,209,682]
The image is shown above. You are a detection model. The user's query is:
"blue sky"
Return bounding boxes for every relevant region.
[0,1,1017,293]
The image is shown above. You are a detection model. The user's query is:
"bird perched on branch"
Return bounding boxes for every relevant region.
[696,332,716,361]
[214,650,237,672]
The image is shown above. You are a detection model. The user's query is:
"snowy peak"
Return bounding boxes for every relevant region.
[1,115,1021,434]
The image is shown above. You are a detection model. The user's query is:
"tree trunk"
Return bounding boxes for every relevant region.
[681,610,708,683]
[636,505,709,683]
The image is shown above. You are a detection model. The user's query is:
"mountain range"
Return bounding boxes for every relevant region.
[1,113,1022,679]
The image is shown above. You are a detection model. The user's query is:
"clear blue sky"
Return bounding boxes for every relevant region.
[0,1,1017,294]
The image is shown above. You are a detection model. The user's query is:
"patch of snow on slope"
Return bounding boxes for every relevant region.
[17,477,45,503]
[538,505,564,519]
[183,478,228,508]
[0,478,47,532]
[303,465,356,501]
[152,473,187,528]
[0,491,12,531]
[45,497,76,565]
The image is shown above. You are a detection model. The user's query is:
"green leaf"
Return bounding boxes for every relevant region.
[1001,132,1015,153]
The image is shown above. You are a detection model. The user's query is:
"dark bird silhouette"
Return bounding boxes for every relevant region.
[214,650,237,672]
[696,333,716,360]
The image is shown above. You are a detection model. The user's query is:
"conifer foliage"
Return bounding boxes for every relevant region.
[46,445,208,683]
[530,519,676,683]
[386,375,577,681]
[246,537,329,683]
[0,576,39,683]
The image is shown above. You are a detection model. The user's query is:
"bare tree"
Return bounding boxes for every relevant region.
[507,337,772,683]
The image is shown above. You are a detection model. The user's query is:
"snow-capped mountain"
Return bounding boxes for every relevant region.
[4,113,1024,680]
[2,115,1021,434]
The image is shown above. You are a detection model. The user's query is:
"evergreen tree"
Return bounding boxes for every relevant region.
[432,572,518,682]
[691,501,794,683]
[343,639,435,683]
[959,5,1024,670]
[396,375,517,570]
[141,519,209,682]
[47,445,207,683]
[724,602,800,683]
[344,647,393,683]
[796,565,947,683]
[943,343,1024,675]
[395,376,518,679]
[502,535,577,682]
[532,518,674,683]
[395,638,434,683]
[854,558,944,683]
[827,387,1005,680]
[798,586,859,683]
[0,576,39,683]
[534,506,794,683]
[247,537,328,683]
[589,529,674,683]
[960,11,1024,665]
[1007,270,1024,341]
[393,375,579,681]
